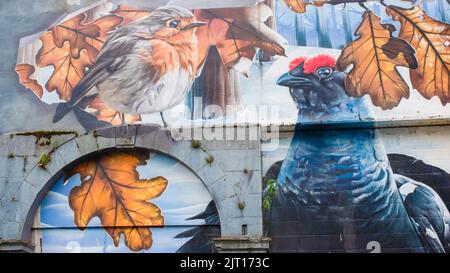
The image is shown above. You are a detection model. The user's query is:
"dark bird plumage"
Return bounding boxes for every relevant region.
[269,54,450,253]
[175,201,220,253]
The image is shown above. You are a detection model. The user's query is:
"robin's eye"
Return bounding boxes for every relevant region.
[168,20,180,28]
[315,67,333,79]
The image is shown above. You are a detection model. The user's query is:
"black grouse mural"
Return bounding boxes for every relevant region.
[264,54,450,253]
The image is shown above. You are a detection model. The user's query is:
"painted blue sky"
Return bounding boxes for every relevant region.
[274,0,450,49]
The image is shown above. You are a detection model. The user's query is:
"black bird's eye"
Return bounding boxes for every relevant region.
[315,67,333,79]
[168,20,180,28]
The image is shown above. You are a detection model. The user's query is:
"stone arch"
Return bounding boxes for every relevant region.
[18,125,257,246]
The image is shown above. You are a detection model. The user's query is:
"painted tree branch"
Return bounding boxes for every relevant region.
[316,0,413,4]
[284,0,416,13]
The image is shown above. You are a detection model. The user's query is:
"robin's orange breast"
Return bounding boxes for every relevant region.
[138,38,198,79]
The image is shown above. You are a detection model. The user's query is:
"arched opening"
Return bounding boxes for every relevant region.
[30,148,220,253]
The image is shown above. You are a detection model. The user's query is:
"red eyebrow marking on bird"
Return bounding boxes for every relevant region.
[303,54,336,74]
[289,57,307,71]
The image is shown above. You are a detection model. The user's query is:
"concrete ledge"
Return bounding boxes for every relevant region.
[213,237,270,253]
[0,240,34,253]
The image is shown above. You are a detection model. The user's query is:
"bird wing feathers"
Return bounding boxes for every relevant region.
[52,30,148,123]
[67,29,139,108]
[68,57,124,107]
[396,174,450,252]
[68,32,180,115]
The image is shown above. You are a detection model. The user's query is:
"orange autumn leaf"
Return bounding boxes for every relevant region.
[68,151,168,252]
[36,12,122,101]
[284,0,326,13]
[337,11,418,109]
[88,96,141,126]
[194,3,286,74]
[34,10,138,124]
[111,4,152,25]
[36,31,93,100]
[51,13,123,63]
[387,5,450,105]
[15,63,43,98]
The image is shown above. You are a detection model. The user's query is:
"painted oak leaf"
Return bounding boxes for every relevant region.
[67,150,168,252]
[15,63,43,98]
[194,2,287,74]
[36,12,122,100]
[111,4,152,25]
[284,0,326,14]
[50,13,123,63]
[337,11,418,110]
[386,5,450,105]
[35,10,138,123]
[36,31,93,101]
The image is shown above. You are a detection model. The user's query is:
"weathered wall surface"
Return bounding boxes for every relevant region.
[0,125,264,252]
[2,124,450,253]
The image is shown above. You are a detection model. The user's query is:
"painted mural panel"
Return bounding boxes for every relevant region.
[263,127,450,253]
[5,0,450,134]
[32,149,220,253]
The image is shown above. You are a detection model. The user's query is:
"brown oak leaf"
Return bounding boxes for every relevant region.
[15,63,44,98]
[336,11,418,109]
[36,11,138,124]
[36,31,93,101]
[284,0,326,14]
[67,150,167,252]
[36,12,122,101]
[194,3,286,74]
[111,4,152,25]
[387,5,450,105]
[51,13,123,63]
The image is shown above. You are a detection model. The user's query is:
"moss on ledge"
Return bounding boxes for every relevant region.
[15,130,78,138]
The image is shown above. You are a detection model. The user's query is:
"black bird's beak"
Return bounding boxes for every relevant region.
[277,72,312,88]
[182,21,207,30]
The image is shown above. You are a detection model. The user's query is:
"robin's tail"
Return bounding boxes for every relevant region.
[53,102,72,123]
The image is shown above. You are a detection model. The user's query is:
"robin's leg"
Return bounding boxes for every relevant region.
[120,113,126,126]
[160,111,183,141]
[160,112,168,127]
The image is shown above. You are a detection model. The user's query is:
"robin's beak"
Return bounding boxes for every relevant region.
[277,72,313,88]
[182,21,207,30]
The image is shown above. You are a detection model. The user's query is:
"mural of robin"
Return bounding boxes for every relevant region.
[52,6,206,126]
